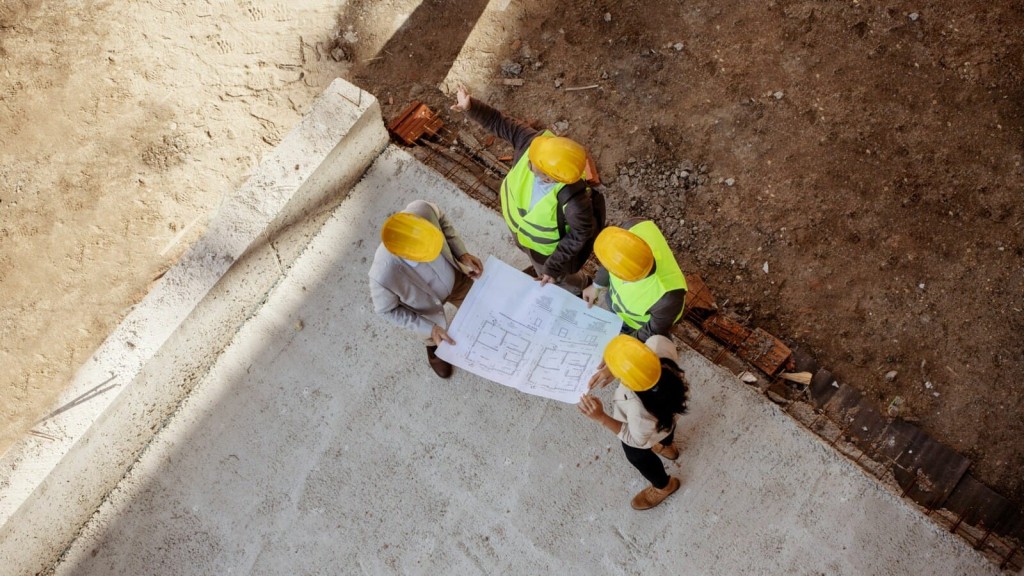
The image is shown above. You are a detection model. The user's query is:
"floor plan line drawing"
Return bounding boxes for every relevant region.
[437,256,622,403]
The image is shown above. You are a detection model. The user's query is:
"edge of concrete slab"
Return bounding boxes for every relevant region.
[0,79,388,575]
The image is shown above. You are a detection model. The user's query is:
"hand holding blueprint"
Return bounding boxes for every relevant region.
[437,256,623,403]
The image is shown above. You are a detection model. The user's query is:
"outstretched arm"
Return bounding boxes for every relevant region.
[450,84,539,157]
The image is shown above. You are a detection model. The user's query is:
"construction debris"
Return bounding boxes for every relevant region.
[386,101,443,146]
[779,371,813,385]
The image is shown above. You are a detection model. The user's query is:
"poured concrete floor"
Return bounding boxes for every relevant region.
[50,147,998,575]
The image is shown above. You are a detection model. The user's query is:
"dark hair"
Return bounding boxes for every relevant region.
[635,359,689,432]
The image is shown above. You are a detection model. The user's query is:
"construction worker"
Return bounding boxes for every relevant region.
[450,84,601,296]
[578,334,689,510]
[583,219,687,388]
[368,200,484,379]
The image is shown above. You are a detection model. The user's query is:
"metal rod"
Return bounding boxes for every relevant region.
[974,527,992,550]
[999,545,1019,569]
[949,510,966,533]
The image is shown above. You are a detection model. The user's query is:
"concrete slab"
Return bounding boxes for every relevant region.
[41,147,998,576]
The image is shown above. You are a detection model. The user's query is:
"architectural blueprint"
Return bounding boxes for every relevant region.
[436,256,623,403]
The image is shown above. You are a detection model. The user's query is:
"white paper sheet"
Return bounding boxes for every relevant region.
[437,256,623,403]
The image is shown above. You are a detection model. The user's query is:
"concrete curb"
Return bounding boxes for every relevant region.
[0,79,388,574]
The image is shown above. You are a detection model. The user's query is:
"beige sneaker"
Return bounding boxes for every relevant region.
[631,476,680,510]
[651,443,679,460]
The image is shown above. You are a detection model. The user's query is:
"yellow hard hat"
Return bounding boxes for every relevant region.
[527,135,587,184]
[381,212,444,262]
[594,227,654,282]
[604,335,661,392]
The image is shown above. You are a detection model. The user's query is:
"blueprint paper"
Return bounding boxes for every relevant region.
[437,256,623,403]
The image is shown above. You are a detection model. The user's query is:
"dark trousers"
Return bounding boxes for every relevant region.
[445,270,473,307]
[424,270,473,347]
[621,429,675,489]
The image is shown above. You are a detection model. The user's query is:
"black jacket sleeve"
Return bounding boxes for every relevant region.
[543,182,595,278]
[464,98,539,161]
[627,288,687,341]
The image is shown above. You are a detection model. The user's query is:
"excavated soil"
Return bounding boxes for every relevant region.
[2,0,1022,506]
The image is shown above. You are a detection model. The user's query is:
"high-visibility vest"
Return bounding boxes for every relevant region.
[608,221,687,330]
[500,132,567,255]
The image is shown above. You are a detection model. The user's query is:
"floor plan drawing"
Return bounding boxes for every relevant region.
[437,257,622,403]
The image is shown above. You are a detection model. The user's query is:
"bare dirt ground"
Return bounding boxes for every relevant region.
[2,0,1022,510]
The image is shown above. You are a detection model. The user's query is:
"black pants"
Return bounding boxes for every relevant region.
[621,429,675,489]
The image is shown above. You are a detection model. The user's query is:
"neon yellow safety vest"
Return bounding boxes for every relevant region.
[608,221,687,330]
[500,132,567,256]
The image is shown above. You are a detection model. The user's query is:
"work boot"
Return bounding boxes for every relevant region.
[631,476,680,511]
[652,443,679,460]
[426,345,453,379]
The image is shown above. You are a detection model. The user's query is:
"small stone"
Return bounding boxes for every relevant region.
[554,78,563,88]
[501,61,523,76]
[908,12,919,21]
[884,370,898,382]
[725,178,736,186]
[553,120,570,133]
[762,261,769,274]
[739,371,758,384]
[773,91,784,100]
[887,396,904,416]
[673,42,684,51]
[532,60,543,70]
[924,381,933,389]
[918,282,925,289]
[604,12,612,22]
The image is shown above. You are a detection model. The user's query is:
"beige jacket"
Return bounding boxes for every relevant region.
[367,200,468,340]
[611,335,680,449]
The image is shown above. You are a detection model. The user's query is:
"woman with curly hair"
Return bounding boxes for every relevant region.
[579,334,690,510]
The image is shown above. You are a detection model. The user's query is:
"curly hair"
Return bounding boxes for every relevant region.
[635,358,689,432]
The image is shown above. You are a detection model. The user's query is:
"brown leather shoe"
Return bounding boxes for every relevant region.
[652,443,679,460]
[631,476,680,510]
[426,345,453,379]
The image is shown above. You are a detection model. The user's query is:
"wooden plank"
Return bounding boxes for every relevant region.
[808,368,838,409]
[822,383,863,424]
[944,474,1018,534]
[893,434,971,509]
[846,398,887,453]
[874,417,923,462]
